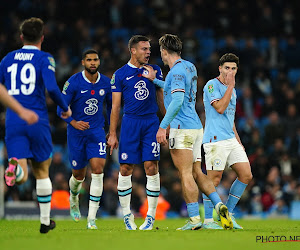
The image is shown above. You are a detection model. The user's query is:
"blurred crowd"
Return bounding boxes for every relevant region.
[1,0,300,218]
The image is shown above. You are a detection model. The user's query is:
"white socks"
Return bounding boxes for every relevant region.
[88,173,104,220]
[69,175,84,202]
[146,173,160,218]
[117,173,132,216]
[36,178,52,226]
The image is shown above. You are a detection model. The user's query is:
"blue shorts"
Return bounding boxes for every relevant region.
[5,122,52,162]
[68,128,107,170]
[119,114,160,164]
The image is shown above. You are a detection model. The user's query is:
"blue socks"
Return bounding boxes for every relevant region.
[202,194,214,219]
[187,202,200,218]
[226,179,247,213]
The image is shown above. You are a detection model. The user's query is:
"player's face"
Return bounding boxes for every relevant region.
[132,41,151,65]
[219,62,238,79]
[82,53,100,74]
[160,47,168,65]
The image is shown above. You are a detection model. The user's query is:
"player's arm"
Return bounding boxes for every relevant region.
[107,92,121,154]
[233,122,243,146]
[142,65,165,88]
[42,56,71,117]
[0,84,39,124]
[212,72,235,114]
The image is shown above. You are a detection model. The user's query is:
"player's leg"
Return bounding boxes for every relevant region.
[68,135,88,223]
[226,140,252,229]
[87,157,106,229]
[117,116,141,230]
[31,158,56,234]
[69,168,86,222]
[139,117,160,230]
[4,126,31,186]
[139,160,160,230]
[118,163,137,230]
[170,149,202,230]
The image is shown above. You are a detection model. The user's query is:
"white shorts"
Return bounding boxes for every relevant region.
[203,138,249,171]
[169,128,203,162]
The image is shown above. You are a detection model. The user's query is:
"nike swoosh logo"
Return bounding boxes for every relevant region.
[126,76,134,80]
[81,90,88,93]
[154,154,159,157]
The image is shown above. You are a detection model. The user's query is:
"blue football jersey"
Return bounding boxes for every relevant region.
[203,77,236,143]
[0,45,68,126]
[163,59,202,129]
[111,62,163,117]
[59,71,112,135]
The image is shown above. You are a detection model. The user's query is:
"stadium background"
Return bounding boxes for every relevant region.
[1,0,300,220]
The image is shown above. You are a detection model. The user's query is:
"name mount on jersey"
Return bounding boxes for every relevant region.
[14,53,34,61]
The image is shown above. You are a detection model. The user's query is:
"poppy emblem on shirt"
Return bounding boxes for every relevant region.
[91,90,95,95]
[99,89,105,96]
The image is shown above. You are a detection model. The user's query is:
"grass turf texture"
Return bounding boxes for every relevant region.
[1,219,300,250]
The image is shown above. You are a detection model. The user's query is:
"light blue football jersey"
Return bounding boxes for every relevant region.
[163,59,202,129]
[203,77,236,143]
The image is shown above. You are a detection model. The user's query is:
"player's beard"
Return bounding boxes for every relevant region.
[85,65,99,75]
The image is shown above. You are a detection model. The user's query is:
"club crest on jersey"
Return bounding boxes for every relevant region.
[142,69,149,75]
[121,153,128,160]
[213,159,222,168]
[208,84,214,93]
[72,160,77,167]
[99,89,105,96]
[62,81,70,94]
[84,98,98,115]
[134,80,149,100]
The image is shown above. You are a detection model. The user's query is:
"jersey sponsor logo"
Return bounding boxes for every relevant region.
[208,84,214,93]
[121,153,128,160]
[48,57,56,67]
[111,74,115,85]
[14,53,34,61]
[134,80,149,100]
[62,81,70,94]
[99,89,105,96]
[81,90,88,93]
[126,75,134,80]
[84,98,98,115]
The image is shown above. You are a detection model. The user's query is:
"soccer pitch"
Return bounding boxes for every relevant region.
[0,219,299,250]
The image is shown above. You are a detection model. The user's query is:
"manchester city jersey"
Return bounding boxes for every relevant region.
[163,59,202,129]
[111,62,163,117]
[60,71,112,135]
[0,45,68,126]
[203,77,236,143]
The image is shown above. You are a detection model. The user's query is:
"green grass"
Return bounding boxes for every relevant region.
[1,218,300,250]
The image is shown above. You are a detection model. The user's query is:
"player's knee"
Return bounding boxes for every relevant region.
[212,176,221,187]
[120,164,133,176]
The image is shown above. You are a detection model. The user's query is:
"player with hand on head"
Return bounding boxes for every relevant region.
[0,17,71,233]
[57,49,112,230]
[202,53,252,229]
[143,34,233,230]
[108,35,165,230]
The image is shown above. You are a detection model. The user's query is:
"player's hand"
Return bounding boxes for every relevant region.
[61,107,72,119]
[19,108,39,125]
[107,133,119,155]
[225,71,235,88]
[142,65,157,81]
[156,127,167,145]
[166,125,170,139]
[70,120,90,131]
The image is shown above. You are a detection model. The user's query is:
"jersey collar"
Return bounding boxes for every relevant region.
[22,45,39,50]
[127,61,144,69]
[82,71,101,84]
